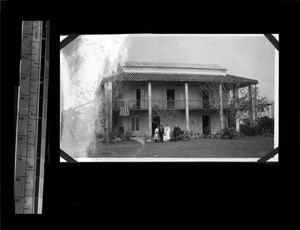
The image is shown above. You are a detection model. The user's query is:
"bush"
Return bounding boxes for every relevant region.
[203,126,210,135]
[240,116,274,136]
[221,127,237,139]
[257,116,274,135]
[108,132,116,141]
[240,124,256,136]
[95,131,103,140]
[144,134,151,141]
[124,130,133,141]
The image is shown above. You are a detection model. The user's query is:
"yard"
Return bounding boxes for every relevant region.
[87,136,274,158]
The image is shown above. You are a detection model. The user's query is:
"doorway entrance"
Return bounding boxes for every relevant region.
[152,116,160,136]
[202,115,210,134]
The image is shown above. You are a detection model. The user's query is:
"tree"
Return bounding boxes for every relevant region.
[201,78,269,133]
[94,76,128,140]
[150,98,184,126]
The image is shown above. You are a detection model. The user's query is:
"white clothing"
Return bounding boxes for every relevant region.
[164,126,171,141]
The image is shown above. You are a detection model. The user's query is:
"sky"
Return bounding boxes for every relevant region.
[126,34,276,101]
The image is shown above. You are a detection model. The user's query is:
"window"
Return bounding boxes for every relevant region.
[131,117,140,131]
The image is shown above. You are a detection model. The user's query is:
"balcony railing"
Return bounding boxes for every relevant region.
[113,99,222,110]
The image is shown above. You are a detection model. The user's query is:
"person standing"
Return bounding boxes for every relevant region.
[173,124,178,141]
[159,124,164,143]
[164,123,170,142]
[154,126,159,142]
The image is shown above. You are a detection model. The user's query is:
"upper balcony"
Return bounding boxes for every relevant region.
[112,99,226,110]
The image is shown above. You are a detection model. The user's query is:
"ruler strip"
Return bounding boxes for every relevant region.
[14,21,48,214]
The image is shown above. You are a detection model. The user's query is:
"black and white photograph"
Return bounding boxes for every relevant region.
[60,34,278,162]
[3,0,300,220]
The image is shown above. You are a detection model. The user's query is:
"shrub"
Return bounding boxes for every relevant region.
[257,116,274,135]
[108,132,116,142]
[124,130,133,141]
[203,126,210,135]
[240,124,256,136]
[240,116,274,136]
[144,134,151,141]
[95,131,103,140]
[221,127,237,139]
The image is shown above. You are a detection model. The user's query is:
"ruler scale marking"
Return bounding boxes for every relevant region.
[14,21,47,214]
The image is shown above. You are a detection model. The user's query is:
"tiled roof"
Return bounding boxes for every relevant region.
[123,61,227,71]
[108,72,258,85]
[226,74,258,84]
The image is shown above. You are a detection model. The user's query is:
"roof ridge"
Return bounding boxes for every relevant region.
[123,61,227,70]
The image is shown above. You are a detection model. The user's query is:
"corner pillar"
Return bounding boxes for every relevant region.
[219,83,224,131]
[185,82,190,132]
[148,82,152,136]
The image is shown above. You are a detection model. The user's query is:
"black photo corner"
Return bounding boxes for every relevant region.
[1,0,300,224]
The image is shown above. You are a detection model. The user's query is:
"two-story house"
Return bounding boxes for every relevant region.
[100,62,258,137]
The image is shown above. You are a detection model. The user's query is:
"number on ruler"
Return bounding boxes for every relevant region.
[27,165,33,169]
[18,136,23,141]
[21,75,26,80]
[16,177,21,181]
[19,116,24,120]
[22,55,28,60]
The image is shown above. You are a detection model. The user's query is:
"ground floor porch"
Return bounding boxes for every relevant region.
[112,110,229,137]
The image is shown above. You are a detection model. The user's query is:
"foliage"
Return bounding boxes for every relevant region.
[203,126,210,135]
[201,80,270,133]
[124,130,133,141]
[147,99,184,126]
[256,116,274,135]
[95,131,103,140]
[240,116,274,136]
[240,123,257,136]
[220,127,238,139]
[144,134,151,141]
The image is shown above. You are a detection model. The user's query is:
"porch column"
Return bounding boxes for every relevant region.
[148,82,152,137]
[248,84,253,127]
[185,82,190,132]
[219,83,224,131]
[233,87,240,132]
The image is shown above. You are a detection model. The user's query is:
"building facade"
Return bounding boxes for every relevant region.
[101,62,258,137]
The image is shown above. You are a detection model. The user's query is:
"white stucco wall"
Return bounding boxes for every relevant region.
[116,82,229,136]
[116,110,227,137]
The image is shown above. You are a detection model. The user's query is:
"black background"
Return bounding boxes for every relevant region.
[1,0,299,227]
